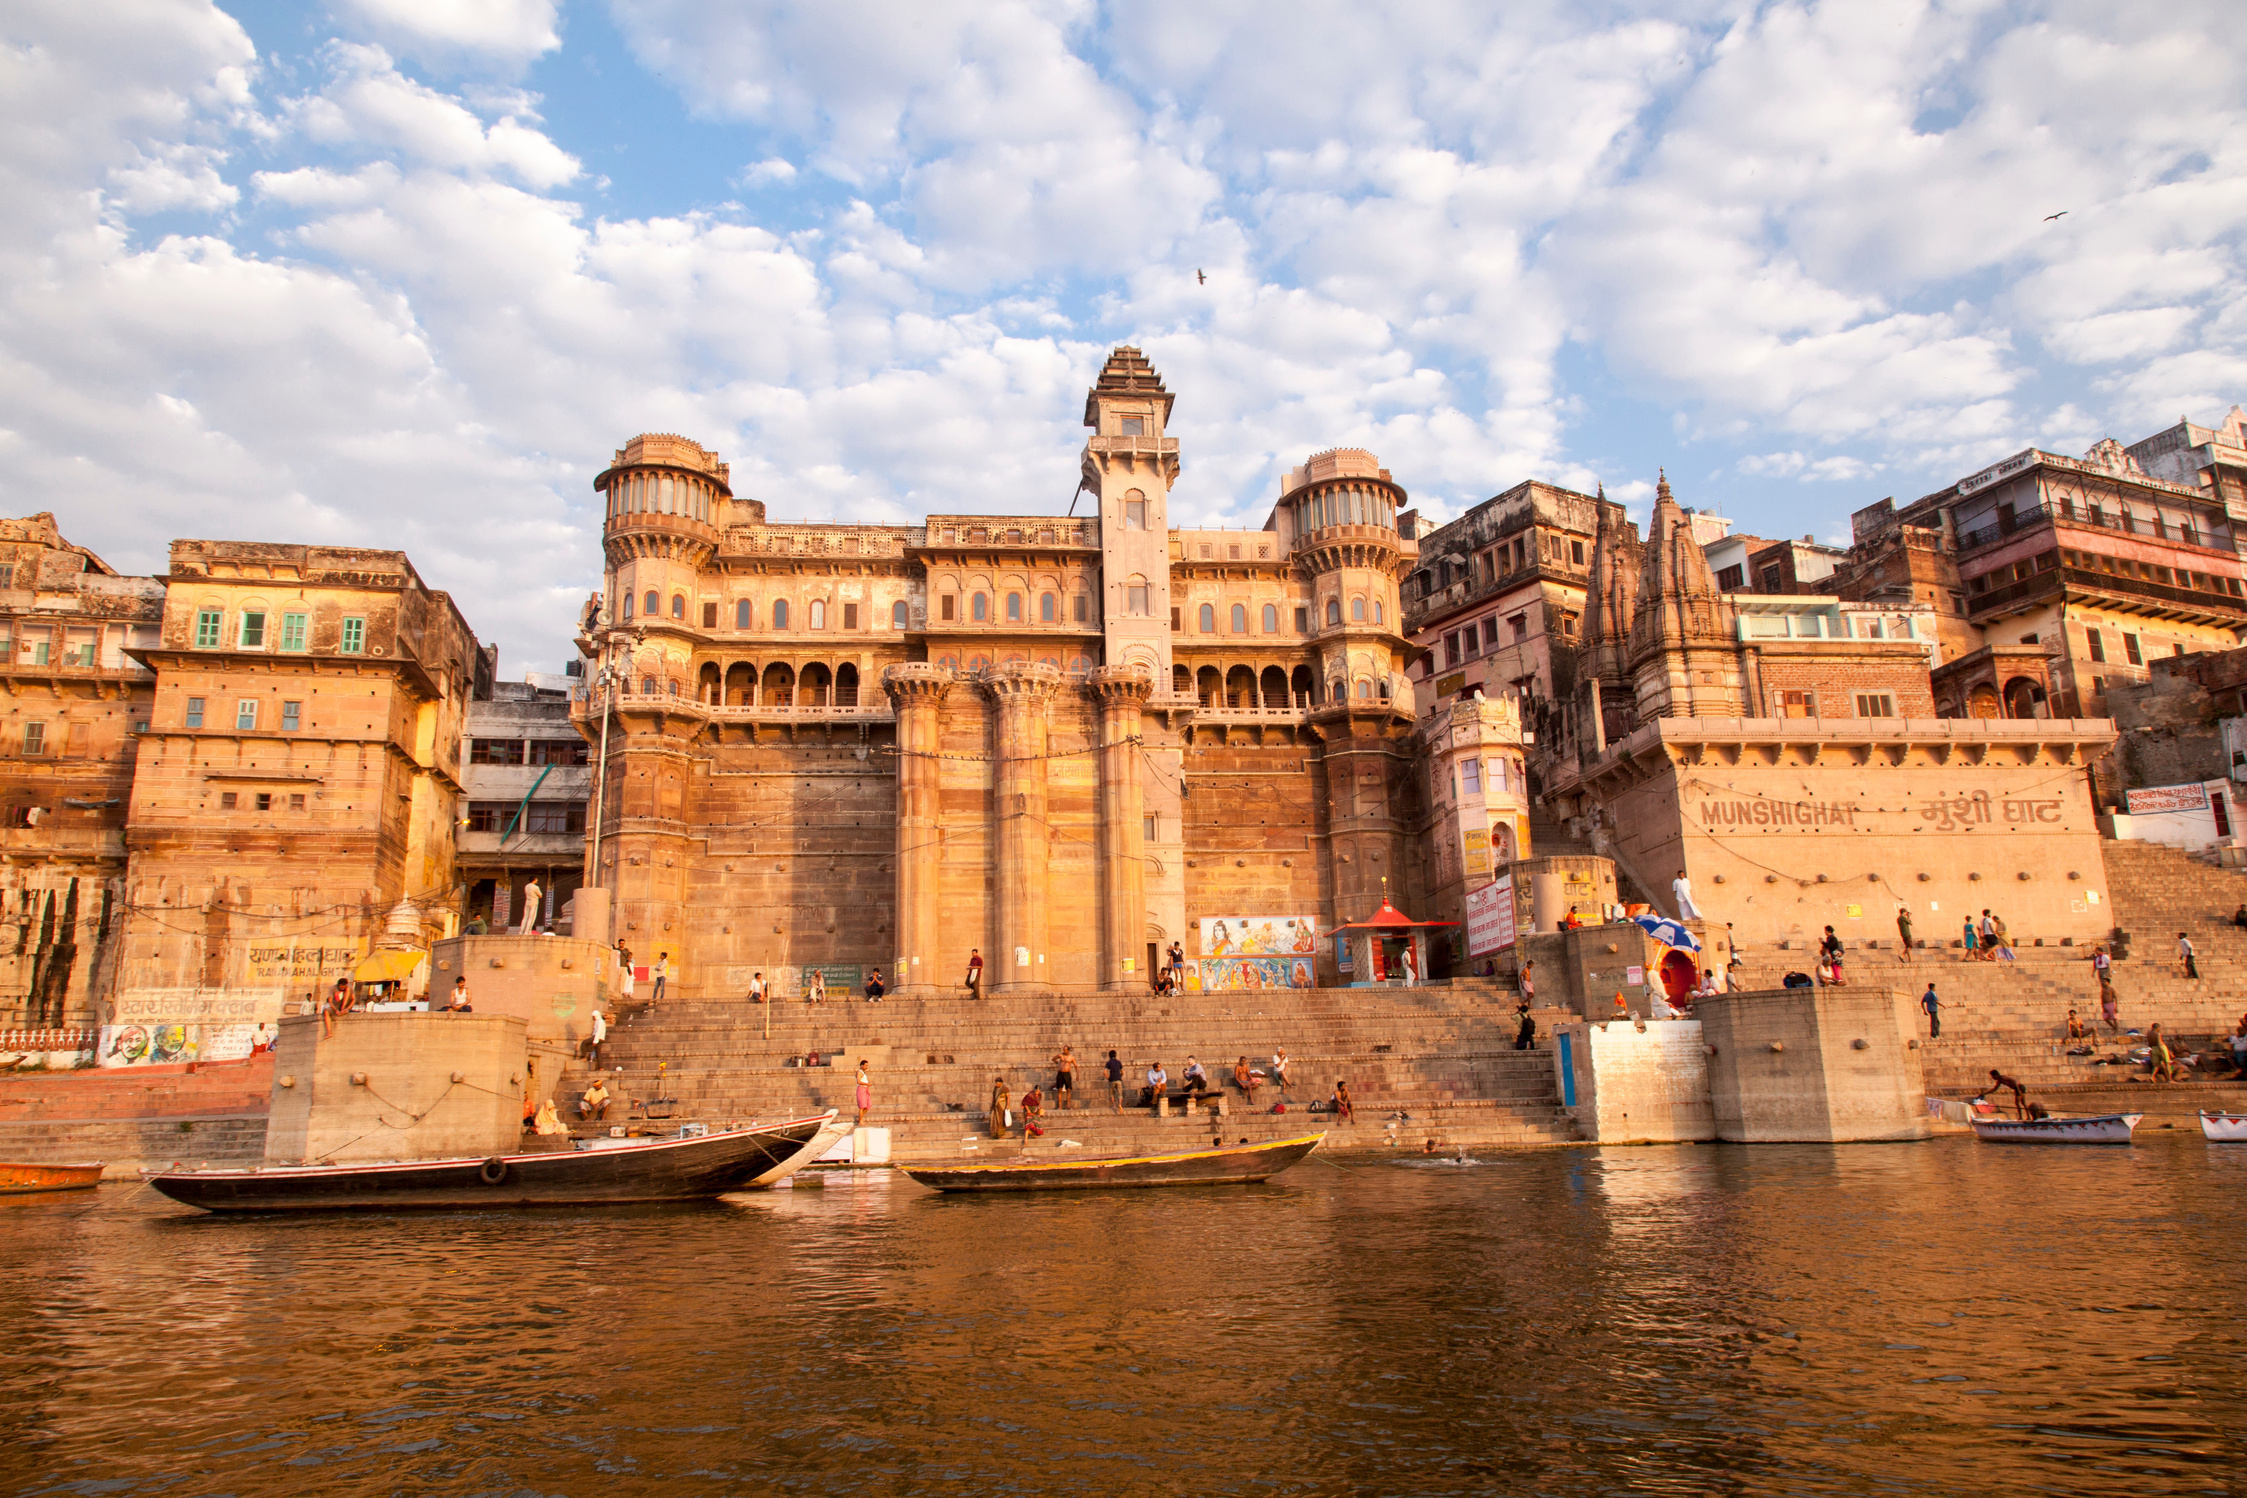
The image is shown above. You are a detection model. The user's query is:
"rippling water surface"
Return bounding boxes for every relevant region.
[4,1134,2244,1495]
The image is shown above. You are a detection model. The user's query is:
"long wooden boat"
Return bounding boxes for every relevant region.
[146,1112,838,1213]
[903,1131,1325,1192]
[1970,1112,2142,1145]
[2200,1110,2247,1143]
[0,1161,104,1194]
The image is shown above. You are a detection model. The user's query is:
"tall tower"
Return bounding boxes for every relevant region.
[1082,347,1178,682]
[1627,474,1745,718]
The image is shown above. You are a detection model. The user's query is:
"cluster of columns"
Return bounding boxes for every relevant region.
[881,661,1152,996]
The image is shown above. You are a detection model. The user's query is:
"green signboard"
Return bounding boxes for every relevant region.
[800,964,865,996]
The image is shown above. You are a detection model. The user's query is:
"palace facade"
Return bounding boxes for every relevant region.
[576,349,1428,997]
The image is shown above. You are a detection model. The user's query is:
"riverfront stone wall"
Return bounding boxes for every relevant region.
[1552,1018,1714,1143]
[1698,985,1927,1142]
[265,1012,525,1164]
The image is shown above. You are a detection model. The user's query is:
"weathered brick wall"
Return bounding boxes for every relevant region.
[1755,648,1938,717]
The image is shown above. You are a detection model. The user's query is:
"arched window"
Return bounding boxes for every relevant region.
[1351,597,1366,622]
[1326,599,1341,626]
[1262,604,1278,633]
[1374,601,1385,625]
[1378,680,1392,701]
[892,600,909,628]
[773,600,789,630]
[809,600,826,629]
[644,590,660,617]
[1040,593,1056,622]
[972,593,988,622]
[736,599,753,629]
[641,676,655,694]
[1231,603,1247,633]
[1006,593,1022,622]
[669,679,680,696]
[1199,603,1215,632]
[621,593,635,622]
[1357,679,1372,699]
[672,594,686,619]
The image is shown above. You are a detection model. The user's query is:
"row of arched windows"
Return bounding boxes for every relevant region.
[607,470,718,523]
[936,590,1090,625]
[619,590,912,632]
[1168,664,1397,709]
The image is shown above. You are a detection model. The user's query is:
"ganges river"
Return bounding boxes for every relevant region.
[5,1133,2244,1496]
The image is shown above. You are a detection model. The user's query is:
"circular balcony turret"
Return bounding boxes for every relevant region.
[596,433,737,568]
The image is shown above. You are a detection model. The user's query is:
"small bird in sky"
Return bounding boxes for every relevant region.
[2044,211,2068,221]
[1196,269,1206,284]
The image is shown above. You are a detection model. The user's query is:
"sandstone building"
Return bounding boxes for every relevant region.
[1402,479,1606,707]
[110,542,479,1048]
[0,517,164,1028]
[575,349,1426,997]
[1884,438,2247,723]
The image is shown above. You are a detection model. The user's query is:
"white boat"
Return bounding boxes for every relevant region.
[1970,1112,2142,1144]
[2199,1110,2247,1143]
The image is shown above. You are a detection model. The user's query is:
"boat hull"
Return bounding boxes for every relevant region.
[146,1114,837,1212]
[1970,1112,2141,1144]
[0,1161,104,1194]
[2200,1111,2247,1143]
[903,1132,1325,1192]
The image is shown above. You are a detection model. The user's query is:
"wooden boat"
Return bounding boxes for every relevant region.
[146,1112,838,1213]
[1970,1112,2142,1145]
[2200,1110,2247,1142]
[0,1161,104,1194]
[903,1131,1325,1192]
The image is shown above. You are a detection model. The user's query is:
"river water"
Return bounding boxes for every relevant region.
[4,1134,2242,1496]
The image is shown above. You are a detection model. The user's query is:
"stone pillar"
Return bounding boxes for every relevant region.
[1091,666,1153,990]
[882,663,954,997]
[981,663,1063,993]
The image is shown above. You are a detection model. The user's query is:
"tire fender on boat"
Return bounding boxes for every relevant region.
[478,1158,510,1185]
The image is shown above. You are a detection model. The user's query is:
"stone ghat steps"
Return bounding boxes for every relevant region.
[580,982,1579,1150]
[0,1114,269,1176]
[0,1056,276,1124]
[598,1103,1579,1162]
[1734,955,2245,1034]
[585,1058,1566,1118]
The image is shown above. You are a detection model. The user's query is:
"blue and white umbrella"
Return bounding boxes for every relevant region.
[1633,914,1701,952]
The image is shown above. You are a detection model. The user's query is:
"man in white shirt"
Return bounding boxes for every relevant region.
[749,971,767,1004]
[518,877,542,934]
[588,1008,608,1068]
[1143,1062,1168,1108]
[1672,870,1701,922]
[1271,1047,1292,1101]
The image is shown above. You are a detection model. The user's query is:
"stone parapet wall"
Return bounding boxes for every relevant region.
[265,1012,525,1164]
[1697,985,1926,1142]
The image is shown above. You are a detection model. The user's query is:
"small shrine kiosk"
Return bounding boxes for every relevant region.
[1334,887,1457,987]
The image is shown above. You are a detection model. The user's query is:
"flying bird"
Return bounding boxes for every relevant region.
[2044,211,2068,221]
[1196,269,1206,284]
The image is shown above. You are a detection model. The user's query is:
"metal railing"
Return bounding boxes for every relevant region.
[1958,500,2235,557]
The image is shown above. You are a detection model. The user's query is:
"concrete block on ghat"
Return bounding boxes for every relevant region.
[1697,986,1927,1143]
[265,1012,527,1164]
[1552,1019,1716,1143]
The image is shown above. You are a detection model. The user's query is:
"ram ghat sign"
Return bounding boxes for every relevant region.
[1697,790,2068,831]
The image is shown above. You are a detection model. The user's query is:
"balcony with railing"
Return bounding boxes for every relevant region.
[1966,561,2247,625]
[1956,497,2238,558]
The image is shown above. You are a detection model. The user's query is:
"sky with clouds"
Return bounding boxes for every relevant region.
[3,0,2244,669]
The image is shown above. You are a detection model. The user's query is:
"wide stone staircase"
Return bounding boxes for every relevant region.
[568,979,1582,1161]
[1729,837,2247,1119]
